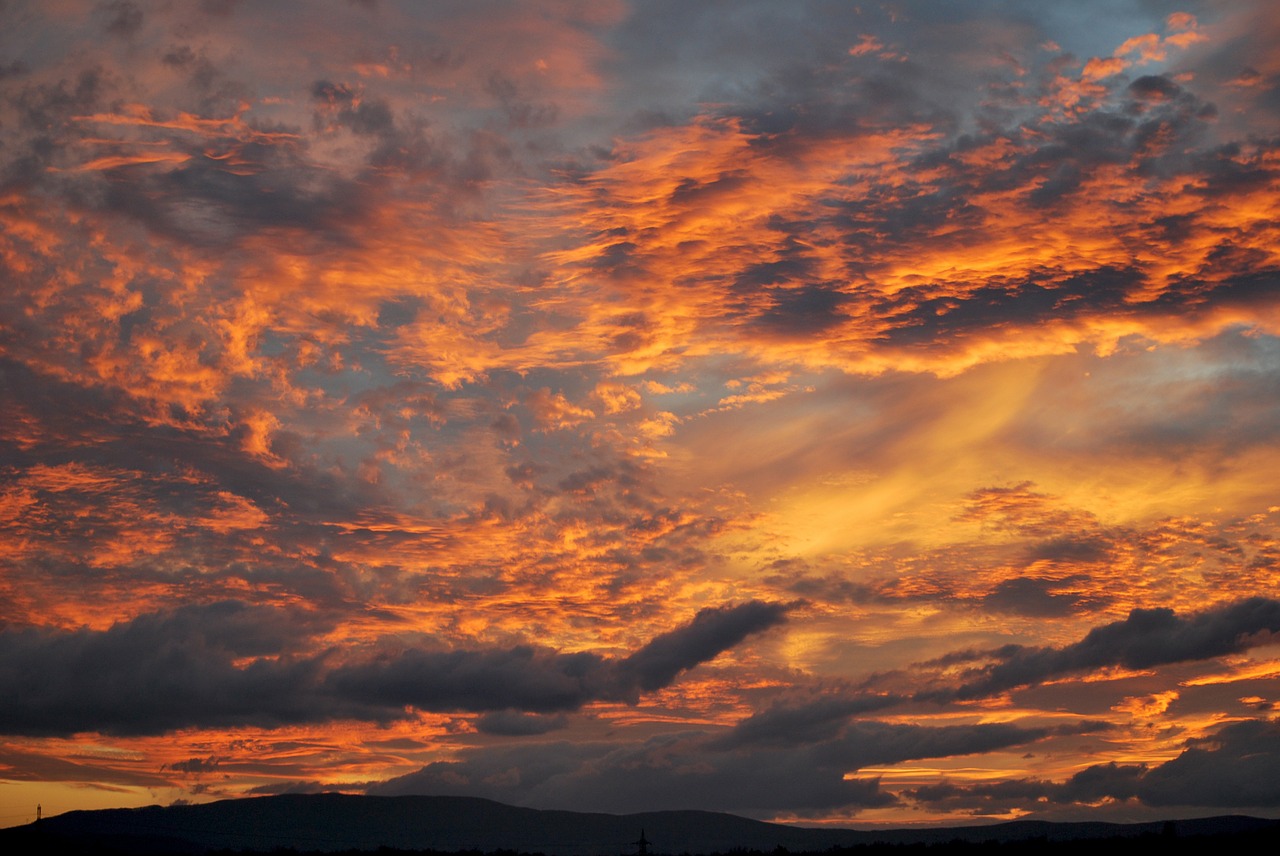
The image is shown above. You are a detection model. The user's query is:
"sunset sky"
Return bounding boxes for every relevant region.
[3,0,1280,831]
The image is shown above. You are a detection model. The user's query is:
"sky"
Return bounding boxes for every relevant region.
[2,0,1280,831]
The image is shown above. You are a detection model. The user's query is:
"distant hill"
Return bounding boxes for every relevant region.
[4,793,1279,855]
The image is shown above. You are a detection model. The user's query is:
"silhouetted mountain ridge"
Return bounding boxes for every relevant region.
[4,793,1279,855]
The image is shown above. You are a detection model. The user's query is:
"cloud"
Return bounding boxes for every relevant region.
[327,600,789,712]
[475,711,569,736]
[368,717,1082,815]
[0,745,173,787]
[0,602,335,736]
[96,1,145,38]
[0,600,787,736]
[933,598,1280,701]
[980,576,1096,617]
[323,646,611,715]
[1138,718,1280,806]
[712,692,905,749]
[1128,74,1183,102]
[908,717,1280,813]
[3,0,1280,824]
[613,601,790,695]
[164,756,222,774]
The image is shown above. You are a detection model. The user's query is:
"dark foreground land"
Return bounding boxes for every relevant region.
[3,794,1277,856]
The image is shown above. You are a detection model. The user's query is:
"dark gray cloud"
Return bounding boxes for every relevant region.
[1129,74,1183,102]
[368,717,1082,815]
[324,646,611,714]
[164,756,222,774]
[1026,536,1113,564]
[328,600,789,712]
[908,718,1280,813]
[828,720,1101,769]
[754,284,852,336]
[312,80,395,136]
[980,576,1096,618]
[475,711,569,736]
[906,777,1055,812]
[94,146,372,248]
[877,267,1137,348]
[0,602,335,736]
[1060,760,1146,803]
[1138,718,1280,807]
[613,600,790,694]
[0,599,787,736]
[905,763,1147,813]
[11,68,104,134]
[96,1,144,37]
[932,597,1280,701]
[484,71,560,129]
[0,54,30,79]
[712,692,905,749]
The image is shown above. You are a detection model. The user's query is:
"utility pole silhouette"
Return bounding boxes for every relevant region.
[634,829,650,856]
[36,804,41,822]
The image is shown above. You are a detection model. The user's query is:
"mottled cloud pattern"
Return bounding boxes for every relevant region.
[2,0,1280,828]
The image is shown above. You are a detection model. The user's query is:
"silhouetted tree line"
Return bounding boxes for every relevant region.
[216,825,1277,856]
[9,825,1280,856]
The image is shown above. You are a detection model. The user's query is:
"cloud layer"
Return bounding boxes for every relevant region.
[2,0,1279,827]
[0,600,787,736]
